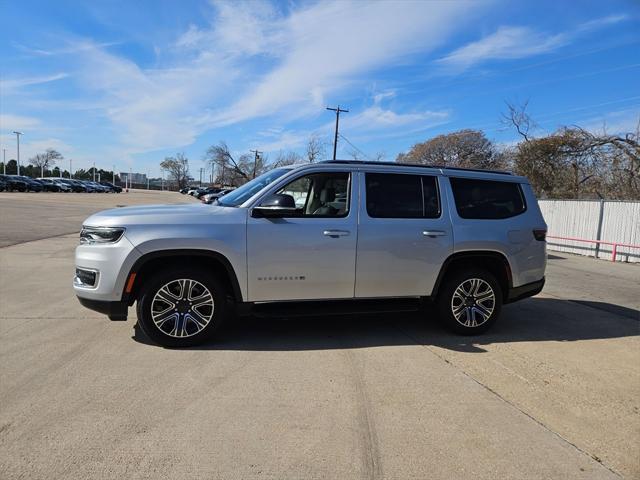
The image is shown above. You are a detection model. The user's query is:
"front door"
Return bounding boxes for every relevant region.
[355,171,453,298]
[247,169,357,302]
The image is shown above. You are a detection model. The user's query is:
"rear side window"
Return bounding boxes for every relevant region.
[450,177,526,219]
[365,173,440,218]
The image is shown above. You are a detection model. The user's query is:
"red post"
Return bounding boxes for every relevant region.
[612,243,617,262]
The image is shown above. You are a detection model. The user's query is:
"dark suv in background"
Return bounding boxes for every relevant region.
[0,174,28,192]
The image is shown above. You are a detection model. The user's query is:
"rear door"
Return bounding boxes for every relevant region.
[355,171,453,298]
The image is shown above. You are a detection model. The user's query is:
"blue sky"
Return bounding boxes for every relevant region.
[1,0,639,177]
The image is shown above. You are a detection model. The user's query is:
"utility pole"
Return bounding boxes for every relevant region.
[250,149,262,179]
[13,131,23,175]
[69,159,73,178]
[199,167,203,187]
[326,106,348,160]
[92,162,96,182]
[2,149,5,175]
[112,165,115,184]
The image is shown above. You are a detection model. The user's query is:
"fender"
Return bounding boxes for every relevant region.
[431,251,513,297]
[122,249,243,304]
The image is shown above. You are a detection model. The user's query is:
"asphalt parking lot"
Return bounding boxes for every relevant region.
[0,191,638,479]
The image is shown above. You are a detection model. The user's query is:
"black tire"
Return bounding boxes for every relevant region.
[136,268,229,347]
[436,268,502,335]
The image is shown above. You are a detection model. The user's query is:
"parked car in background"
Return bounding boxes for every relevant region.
[193,187,219,199]
[53,179,72,192]
[38,178,73,192]
[201,188,235,204]
[99,181,122,193]
[36,178,63,192]
[11,175,43,192]
[0,175,28,192]
[77,180,99,192]
[0,177,7,191]
[58,179,87,192]
[74,160,547,347]
[89,181,110,192]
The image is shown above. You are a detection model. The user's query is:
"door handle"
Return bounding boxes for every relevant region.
[323,230,350,238]
[423,230,446,238]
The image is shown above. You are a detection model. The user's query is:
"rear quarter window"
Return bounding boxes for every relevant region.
[450,177,526,219]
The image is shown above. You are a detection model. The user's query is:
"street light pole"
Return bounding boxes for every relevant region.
[3,149,6,175]
[69,159,73,178]
[112,165,115,184]
[13,131,23,175]
[93,162,96,182]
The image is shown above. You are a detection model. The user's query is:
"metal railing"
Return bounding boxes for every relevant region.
[546,235,640,263]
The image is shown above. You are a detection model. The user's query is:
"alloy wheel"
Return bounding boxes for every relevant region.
[450,278,495,327]
[151,279,215,338]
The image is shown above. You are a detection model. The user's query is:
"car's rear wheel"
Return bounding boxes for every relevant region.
[136,268,228,347]
[436,269,502,335]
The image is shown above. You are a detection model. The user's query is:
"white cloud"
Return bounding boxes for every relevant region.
[438,14,631,73]
[344,105,449,132]
[579,108,640,136]
[438,26,566,71]
[0,114,42,131]
[1,73,68,92]
[0,134,72,162]
[63,0,483,156]
[205,0,482,126]
[575,13,629,33]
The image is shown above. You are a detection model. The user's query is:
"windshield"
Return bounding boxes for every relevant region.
[217,168,292,207]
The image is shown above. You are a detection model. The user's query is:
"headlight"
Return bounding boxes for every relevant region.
[80,226,125,244]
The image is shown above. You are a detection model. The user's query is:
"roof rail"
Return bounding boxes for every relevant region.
[320,160,513,175]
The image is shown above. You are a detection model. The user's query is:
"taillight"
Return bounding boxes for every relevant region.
[533,229,547,241]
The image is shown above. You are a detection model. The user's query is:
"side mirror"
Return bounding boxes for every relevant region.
[252,193,298,218]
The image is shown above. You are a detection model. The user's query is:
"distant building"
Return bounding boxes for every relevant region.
[120,172,147,184]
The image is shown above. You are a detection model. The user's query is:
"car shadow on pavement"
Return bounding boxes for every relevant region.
[132,297,639,352]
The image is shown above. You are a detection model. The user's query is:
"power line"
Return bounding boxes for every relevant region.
[338,133,371,160]
[326,105,349,160]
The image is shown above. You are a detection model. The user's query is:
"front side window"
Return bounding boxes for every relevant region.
[217,168,292,207]
[365,172,440,218]
[275,172,350,217]
[450,177,526,219]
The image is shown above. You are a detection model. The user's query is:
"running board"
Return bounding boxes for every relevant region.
[243,298,425,318]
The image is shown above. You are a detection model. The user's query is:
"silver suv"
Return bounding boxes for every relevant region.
[74,160,546,347]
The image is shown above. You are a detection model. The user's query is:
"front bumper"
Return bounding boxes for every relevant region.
[73,234,140,303]
[506,277,545,303]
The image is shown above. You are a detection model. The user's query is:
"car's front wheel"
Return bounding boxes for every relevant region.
[136,268,228,347]
[436,269,502,335]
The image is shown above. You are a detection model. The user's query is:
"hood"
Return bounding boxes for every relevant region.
[83,203,246,228]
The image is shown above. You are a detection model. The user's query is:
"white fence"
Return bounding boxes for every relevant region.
[539,200,640,263]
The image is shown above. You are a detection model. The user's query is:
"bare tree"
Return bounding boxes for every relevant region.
[273,150,303,167]
[204,142,270,186]
[346,147,365,160]
[502,100,536,142]
[372,151,386,161]
[29,148,63,175]
[396,130,503,169]
[306,134,327,163]
[160,152,190,189]
[513,125,640,199]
